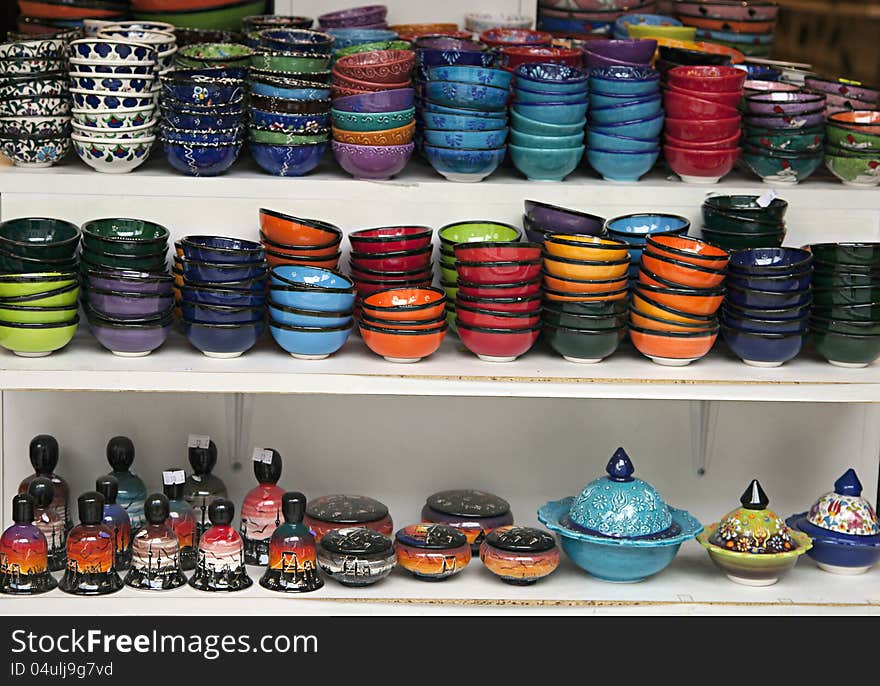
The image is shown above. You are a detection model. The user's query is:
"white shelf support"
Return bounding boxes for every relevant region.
[690,400,718,477]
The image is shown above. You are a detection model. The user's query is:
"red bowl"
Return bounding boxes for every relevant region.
[664,116,741,142]
[455,292,543,313]
[350,265,433,282]
[499,46,582,69]
[453,241,542,263]
[457,322,542,361]
[349,226,433,254]
[664,145,739,182]
[663,89,740,119]
[667,65,747,93]
[354,277,432,297]
[349,245,433,272]
[663,132,741,150]
[457,278,542,299]
[455,303,541,329]
[334,50,415,85]
[665,84,743,108]
[455,260,542,285]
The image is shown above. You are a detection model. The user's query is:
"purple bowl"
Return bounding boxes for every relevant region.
[585,38,657,64]
[88,315,172,356]
[86,287,174,320]
[745,92,826,116]
[318,5,387,28]
[332,87,415,113]
[804,76,880,104]
[524,200,606,235]
[744,110,826,130]
[415,36,486,52]
[332,141,414,180]
[84,268,173,295]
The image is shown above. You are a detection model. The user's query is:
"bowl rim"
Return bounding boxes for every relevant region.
[454,320,542,334]
[636,281,725,297]
[359,285,446,310]
[542,253,631,267]
[180,299,264,313]
[357,319,447,335]
[628,304,717,329]
[269,264,354,291]
[259,207,343,237]
[454,301,542,318]
[0,271,77,283]
[456,292,542,305]
[544,234,629,250]
[180,317,263,330]
[604,212,691,235]
[0,217,81,248]
[642,249,728,275]
[350,264,432,278]
[265,247,340,263]
[456,258,542,267]
[350,244,434,260]
[360,311,446,327]
[0,302,78,313]
[267,299,353,317]
[453,240,542,253]
[719,323,806,340]
[725,280,812,298]
[544,285,629,299]
[348,225,433,243]
[82,217,169,245]
[180,235,264,255]
[629,321,720,337]
[85,285,173,299]
[457,277,541,289]
[632,289,720,321]
[260,231,341,251]
[0,315,79,329]
[438,219,522,245]
[267,318,354,334]
[645,234,729,262]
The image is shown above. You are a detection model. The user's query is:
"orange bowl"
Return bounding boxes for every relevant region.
[332,121,416,146]
[360,313,446,330]
[544,286,628,303]
[629,324,719,365]
[260,232,341,258]
[635,283,724,316]
[361,286,446,322]
[543,254,630,281]
[389,23,458,39]
[640,252,725,289]
[543,272,628,294]
[259,208,343,247]
[543,235,630,262]
[629,307,717,333]
[644,234,729,270]
[359,320,447,362]
[265,250,340,270]
[631,290,716,325]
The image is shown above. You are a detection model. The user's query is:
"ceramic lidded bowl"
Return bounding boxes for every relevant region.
[697,480,811,586]
[304,494,392,542]
[786,469,880,574]
[421,489,514,553]
[394,524,471,581]
[479,525,560,585]
[317,527,396,586]
[538,447,702,582]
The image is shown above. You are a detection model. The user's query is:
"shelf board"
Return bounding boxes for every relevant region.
[1,329,879,400]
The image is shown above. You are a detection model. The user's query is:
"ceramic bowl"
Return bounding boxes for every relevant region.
[640,253,725,289]
[634,282,725,316]
[421,111,507,132]
[630,323,719,365]
[665,145,739,183]
[86,310,172,356]
[70,39,157,64]
[73,106,157,129]
[423,144,506,182]
[456,321,541,362]
[456,280,541,300]
[745,91,826,116]
[664,115,740,143]
[180,299,264,324]
[181,318,263,358]
[268,319,352,359]
[726,282,811,310]
[179,285,266,307]
[512,101,589,126]
[589,110,666,139]
[259,209,341,247]
[162,139,242,176]
[589,65,660,96]
[810,242,880,267]
[0,302,78,325]
[726,269,811,293]
[359,320,446,362]
[268,284,353,313]
[350,246,433,273]
[348,226,432,255]
[543,323,625,363]
[422,127,507,150]
[86,287,173,320]
[178,236,263,264]
[335,50,414,85]
[84,268,172,295]
[544,235,630,262]
[810,328,880,367]
[586,129,656,152]
[590,96,662,126]
[332,141,413,180]
[360,286,446,321]
[703,194,788,223]
[0,317,79,357]
[515,87,588,105]
[509,109,585,137]
[331,87,415,114]
[82,218,168,256]
[740,146,823,185]
[0,217,79,262]
[667,64,746,92]
[453,242,541,264]
[0,133,70,168]
[456,293,542,314]
[825,151,880,188]
[604,213,690,245]
[455,260,541,285]
[456,303,541,330]
[251,141,327,177]
[645,235,729,269]
[587,148,660,182]
[509,144,584,182]
[514,63,588,94]
[437,216,520,247]
[424,80,509,112]
[180,258,266,284]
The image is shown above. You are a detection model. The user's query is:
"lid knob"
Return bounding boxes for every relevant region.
[189,440,217,475]
[95,475,118,504]
[144,494,170,525]
[253,448,282,484]
[834,468,862,497]
[78,491,105,526]
[208,498,233,526]
[12,494,34,524]
[740,479,769,510]
[282,491,306,524]
[29,434,59,473]
[606,447,634,482]
[27,477,54,509]
[106,436,135,471]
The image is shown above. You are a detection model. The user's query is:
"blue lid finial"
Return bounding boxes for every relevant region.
[834,468,862,497]
[606,447,634,482]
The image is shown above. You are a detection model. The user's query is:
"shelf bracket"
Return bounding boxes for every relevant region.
[224,393,253,473]
[690,400,718,477]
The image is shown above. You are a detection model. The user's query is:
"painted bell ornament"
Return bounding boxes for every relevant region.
[183,439,228,541]
[125,494,188,591]
[241,448,284,566]
[259,492,323,593]
[18,434,72,534]
[317,527,396,587]
[189,498,252,592]
[59,491,124,596]
[96,475,132,571]
[105,436,147,528]
[163,468,197,571]
[28,476,66,572]
[0,494,58,595]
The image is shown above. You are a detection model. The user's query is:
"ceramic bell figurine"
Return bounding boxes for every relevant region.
[786,469,880,574]
[18,434,71,533]
[259,492,323,593]
[421,489,514,554]
[698,479,811,586]
[105,436,147,528]
[59,492,124,595]
[0,494,57,595]
[394,524,471,581]
[189,498,252,592]
[28,477,66,572]
[304,494,393,542]
[241,448,284,566]
[479,525,560,585]
[317,528,396,587]
[538,447,702,582]
[125,494,187,591]
[96,475,132,571]
[183,439,227,542]
[163,468,197,571]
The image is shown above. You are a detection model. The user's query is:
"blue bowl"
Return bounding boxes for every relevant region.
[270,285,355,312]
[163,111,245,130]
[180,236,264,264]
[510,130,584,149]
[422,128,508,149]
[268,301,352,328]
[70,62,155,76]
[587,147,659,182]
[179,285,266,307]
[416,46,495,74]
[727,270,812,293]
[787,514,880,573]
[260,28,333,54]
[728,247,812,275]
[161,77,245,106]
[182,259,267,284]
[160,126,242,144]
[251,141,327,176]
[423,144,506,182]
[270,265,353,290]
[509,109,585,136]
[514,87,588,104]
[604,213,690,244]
[427,65,512,89]
[181,319,264,357]
[721,325,804,366]
[327,28,397,50]
[510,144,584,181]
[514,63,589,94]
[587,129,659,152]
[589,89,660,108]
[163,140,242,176]
[180,300,264,324]
[724,301,811,321]
[167,67,249,81]
[425,80,509,112]
[70,75,155,94]
[251,81,330,100]
[162,98,246,116]
[422,101,507,119]
[589,110,665,139]
[249,108,330,134]
[721,309,809,335]
[589,66,661,97]
[589,96,662,124]
[421,111,507,131]
[269,319,353,358]
[725,282,812,309]
[512,101,589,126]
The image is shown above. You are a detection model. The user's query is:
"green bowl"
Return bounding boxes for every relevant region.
[812,270,880,289]
[0,303,78,324]
[250,52,330,73]
[810,315,880,336]
[741,146,824,184]
[510,109,585,137]
[826,123,880,152]
[446,305,457,333]
[440,279,458,302]
[812,302,880,322]
[133,0,266,30]
[249,128,329,145]
[0,217,80,260]
[811,328,880,367]
[81,248,167,272]
[742,125,824,153]
[330,107,415,133]
[809,242,880,267]
[439,263,458,283]
[702,214,784,235]
[0,251,78,274]
[702,194,788,222]
[439,247,455,265]
[813,285,880,307]
[0,272,77,298]
[701,228,785,250]
[0,283,79,307]
[825,153,880,187]
[0,316,78,356]
[543,322,626,363]
[439,220,521,247]
[542,308,627,330]
[82,218,169,256]
[543,298,628,317]
[335,40,411,58]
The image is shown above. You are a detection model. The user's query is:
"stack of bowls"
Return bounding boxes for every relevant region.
[268,265,355,360]
[741,91,826,185]
[318,5,389,32]
[662,65,744,183]
[721,247,812,368]
[359,286,447,363]
[808,243,880,368]
[522,199,605,245]
[0,271,80,357]
[604,213,690,280]
[332,48,413,97]
[174,42,254,70]
[242,15,314,47]
[630,235,727,366]
[583,38,657,71]
[348,226,433,304]
[178,236,267,359]
[587,65,662,182]
[0,216,79,276]
[0,38,70,167]
[700,194,788,251]
[655,44,736,81]
[258,208,342,271]
[160,68,246,176]
[96,25,177,76]
[69,38,159,173]
[824,110,880,188]
[130,0,266,32]
[804,76,879,118]
[498,46,582,73]
[675,1,778,58]
[509,63,586,182]
[81,218,169,274]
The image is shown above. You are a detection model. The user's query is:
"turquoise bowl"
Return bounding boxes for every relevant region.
[510,129,584,149]
[422,101,507,119]
[510,144,584,181]
[589,66,661,97]
[589,96,662,124]
[741,146,824,184]
[424,80,509,111]
[590,90,660,108]
[512,101,589,125]
[514,87,588,105]
[330,107,415,132]
[589,110,664,139]
[422,127,508,149]
[421,111,507,131]
[509,109,585,136]
[427,65,513,89]
[588,129,658,151]
[587,147,660,182]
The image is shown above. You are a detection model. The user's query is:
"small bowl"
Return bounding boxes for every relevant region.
[86,287,173,320]
[635,283,725,316]
[664,145,739,183]
[509,144,585,182]
[544,235,630,262]
[456,321,541,362]
[180,259,266,284]
[543,323,626,364]
[728,247,811,274]
[645,234,729,269]
[512,101,589,126]
[456,260,542,285]
[664,115,741,143]
[162,140,242,177]
[543,255,630,282]
[667,65,746,92]
[456,303,541,329]
[544,272,628,294]
[179,285,266,308]
[332,141,414,180]
[359,320,447,362]
[259,209,341,247]
[629,323,719,366]
[811,329,880,368]
[179,236,264,264]
[456,279,541,299]
[267,300,352,328]
[86,310,172,357]
[423,144,506,182]
[726,282,811,310]
[720,325,804,367]
[589,65,661,97]
[604,213,690,245]
[439,221,522,247]
[640,252,726,289]
[180,300,264,325]
[455,293,542,313]
[348,226,432,254]
[268,319,352,359]
[525,200,605,235]
[587,148,660,183]
[510,109,586,136]
[349,245,433,272]
[726,270,812,293]
[181,318,263,358]
[0,303,78,325]
[251,141,328,177]
[0,317,79,357]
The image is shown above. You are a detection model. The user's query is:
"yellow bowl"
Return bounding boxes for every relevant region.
[627,24,697,41]
[544,235,630,262]
[543,254,630,281]
[332,121,415,146]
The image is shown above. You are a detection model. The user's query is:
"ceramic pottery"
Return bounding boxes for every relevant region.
[163,470,197,571]
[96,475,133,571]
[189,499,252,592]
[538,447,702,582]
[259,492,323,593]
[59,492,124,596]
[479,525,560,585]
[317,527,396,586]
[241,448,284,566]
[28,477,66,572]
[0,494,57,595]
[697,480,811,586]
[786,469,880,574]
[18,434,72,533]
[421,489,514,553]
[304,494,393,541]
[125,494,187,591]
[183,439,228,540]
[105,436,147,528]
[395,524,471,581]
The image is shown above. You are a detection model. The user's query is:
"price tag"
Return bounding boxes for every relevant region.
[163,470,185,485]
[756,189,778,208]
[187,434,211,449]
[252,448,274,464]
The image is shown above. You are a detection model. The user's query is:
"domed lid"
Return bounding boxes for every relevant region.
[395,524,467,550]
[807,468,879,536]
[306,494,388,524]
[566,448,674,538]
[709,480,798,554]
[426,489,510,518]
[485,525,556,553]
[321,527,392,556]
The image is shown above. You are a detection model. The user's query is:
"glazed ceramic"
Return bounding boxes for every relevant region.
[394,524,470,580]
[479,526,559,585]
[58,492,123,596]
[421,490,513,553]
[304,494,392,542]
[317,527,396,586]
[188,499,252,592]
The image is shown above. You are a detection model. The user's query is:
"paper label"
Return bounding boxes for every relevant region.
[187,434,211,449]
[756,189,778,207]
[163,470,185,485]
[252,448,274,464]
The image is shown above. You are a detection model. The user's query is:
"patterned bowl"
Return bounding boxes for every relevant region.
[251,141,327,177]
[334,50,415,85]
[0,134,70,168]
